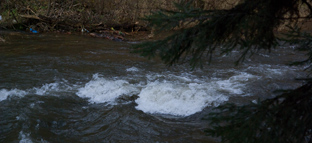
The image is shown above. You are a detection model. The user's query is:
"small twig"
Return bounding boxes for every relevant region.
[0,37,5,42]
[26,7,38,16]
[46,0,52,16]
[69,0,74,9]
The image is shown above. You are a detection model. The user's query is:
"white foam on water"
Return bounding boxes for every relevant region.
[216,72,260,95]
[134,72,263,116]
[1,63,294,117]
[19,131,33,143]
[135,81,229,116]
[0,81,75,101]
[266,68,283,75]
[246,64,298,78]
[31,80,75,96]
[126,67,140,72]
[76,74,140,104]
[33,83,60,95]
[0,89,28,101]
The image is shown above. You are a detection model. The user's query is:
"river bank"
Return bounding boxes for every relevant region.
[1,0,311,41]
[1,0,258,39]
[0,0,182,41]
[0,0,194,33]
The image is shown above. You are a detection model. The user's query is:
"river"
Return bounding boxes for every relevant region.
[0,31,307,142]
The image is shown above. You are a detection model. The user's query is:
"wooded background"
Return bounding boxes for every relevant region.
[0,0,240,31]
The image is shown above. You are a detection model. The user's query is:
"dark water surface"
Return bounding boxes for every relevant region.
[0,31,307,142]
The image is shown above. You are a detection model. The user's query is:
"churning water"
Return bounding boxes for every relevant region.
[0,31,307,142]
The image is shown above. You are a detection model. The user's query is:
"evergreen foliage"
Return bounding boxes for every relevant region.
[132,0,312,142]
[132,0,312,68]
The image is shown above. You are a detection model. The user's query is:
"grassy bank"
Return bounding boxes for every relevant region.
[0,0,179,33]
[1,0,310,34]
[0,0,240,33]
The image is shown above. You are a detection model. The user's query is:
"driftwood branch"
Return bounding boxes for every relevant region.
[20,14,53,23]
[19,14,40,20]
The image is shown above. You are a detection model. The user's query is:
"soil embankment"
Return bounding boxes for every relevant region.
[0,0,196,32]
[0,1,238,33]
[0,0,310,40]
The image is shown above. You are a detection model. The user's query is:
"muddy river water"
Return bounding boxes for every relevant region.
[0,31,307,142]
